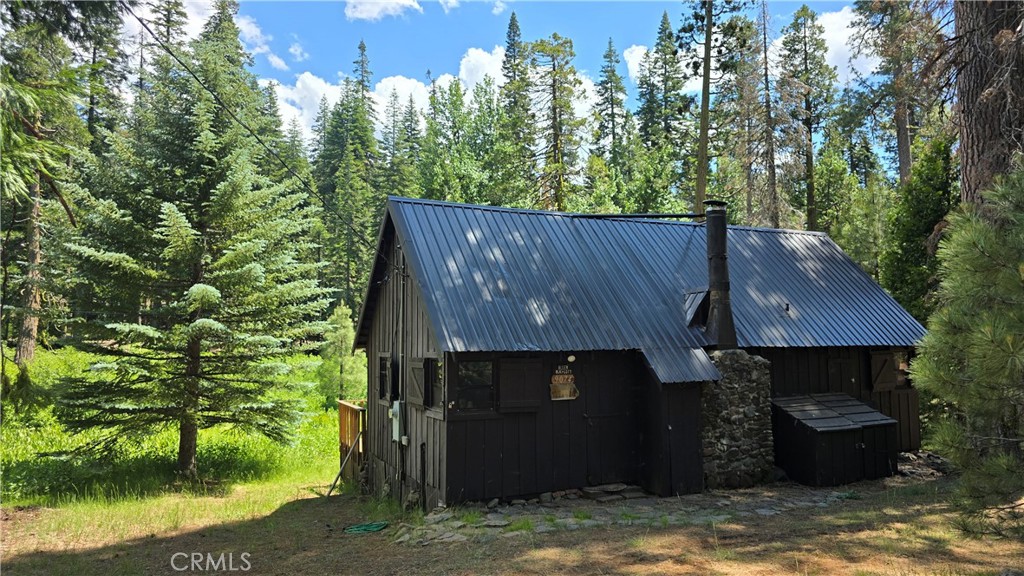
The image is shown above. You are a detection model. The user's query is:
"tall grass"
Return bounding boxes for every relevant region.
[1,348,344,507]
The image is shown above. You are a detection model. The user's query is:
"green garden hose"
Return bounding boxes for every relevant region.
[343,521,388,534]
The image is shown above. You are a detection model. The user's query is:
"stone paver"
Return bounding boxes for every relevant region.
[385,455,948,546]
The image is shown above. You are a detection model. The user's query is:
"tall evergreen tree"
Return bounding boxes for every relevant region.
[593,38,628,168]
[57,0,329,478]
[778,5,837,231]
[531,33,584,211]
[493,12,536,207]
[636,12,690,150]
[1,23,84,371]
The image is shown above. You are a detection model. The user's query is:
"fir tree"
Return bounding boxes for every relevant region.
[636,12,689,150]
[57,0,330,478]
[492,12,536,207]
[593,38,628,167]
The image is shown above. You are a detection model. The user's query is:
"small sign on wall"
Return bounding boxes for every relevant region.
[550,364,579,400]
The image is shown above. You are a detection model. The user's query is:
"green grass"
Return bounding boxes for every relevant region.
[572,508,592,521]
[1,348,342,507]
[458,510,484,524]
[505,518,534,532]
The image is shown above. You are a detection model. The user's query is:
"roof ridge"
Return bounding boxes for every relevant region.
[387,196,829,237]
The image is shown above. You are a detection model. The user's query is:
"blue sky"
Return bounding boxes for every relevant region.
[146,1,876,142]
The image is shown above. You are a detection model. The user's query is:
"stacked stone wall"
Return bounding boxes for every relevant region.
[702,350,774,488]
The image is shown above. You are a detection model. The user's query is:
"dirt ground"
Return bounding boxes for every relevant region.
[3,473,1022,576]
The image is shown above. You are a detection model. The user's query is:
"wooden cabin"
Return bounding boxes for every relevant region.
[353,197,926,507]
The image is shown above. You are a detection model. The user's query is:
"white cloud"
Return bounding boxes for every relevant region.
[267,53,289,71]
[817,6,879,82]
[236,14,271,54]
[235,14,292,72]
[439,0,460,13]
[575,74,598,123]
[121,1,211,45]
[623,44,648,84]
[289,41,310,62]
[459,45,505,90]
[264,72,346,142]
[492,1,507,16]
[345,0,422,21]
[264,45,505,145]
[372,75,434,119]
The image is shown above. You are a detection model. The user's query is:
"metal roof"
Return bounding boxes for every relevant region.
[355,197,926,383]
[773,394,897,432]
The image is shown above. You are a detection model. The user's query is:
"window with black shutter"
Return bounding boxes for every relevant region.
[378,355,389,400]
[425,358,441,408]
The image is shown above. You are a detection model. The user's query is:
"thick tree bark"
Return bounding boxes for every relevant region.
[694,0,713,214]
[14,179,42,367]
[177,414,198,478]
[954,1,1024,204]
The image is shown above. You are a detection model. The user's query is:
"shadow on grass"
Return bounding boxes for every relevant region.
[5,478,1021,576]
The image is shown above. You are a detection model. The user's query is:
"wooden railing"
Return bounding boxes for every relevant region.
[338,400,366,480]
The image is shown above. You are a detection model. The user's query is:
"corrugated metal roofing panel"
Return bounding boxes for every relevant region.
[371,197,926,382]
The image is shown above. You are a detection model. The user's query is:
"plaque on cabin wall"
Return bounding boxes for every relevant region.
[550,364,579,400]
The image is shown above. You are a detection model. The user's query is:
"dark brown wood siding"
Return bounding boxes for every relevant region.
[366,237,447,507]
[747,346,920,451]
[444,351,644,503]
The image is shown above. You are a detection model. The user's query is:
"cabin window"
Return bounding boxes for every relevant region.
[378,356,389,400]
[454,360,493,411]
[425,358,442,408]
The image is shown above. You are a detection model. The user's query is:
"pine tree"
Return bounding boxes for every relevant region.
[912,162,1024,537]
[679,0,751,212]
[778,5,837,231]
[713,17,762,222]
[57,0,330,478]
[531,33,584,211]
[851,1,943,185]
[757,0,781,227]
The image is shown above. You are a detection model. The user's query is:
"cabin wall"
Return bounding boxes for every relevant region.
[746,346,920,451]
[444,351,642,503]
[366,239,447,508]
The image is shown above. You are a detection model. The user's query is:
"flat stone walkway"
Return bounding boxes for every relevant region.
[391,483,863,545]
[390,452,949,546]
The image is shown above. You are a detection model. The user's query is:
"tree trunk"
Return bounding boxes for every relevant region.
[177,415,198,479]
[954,0,1024,204]
[694,0,714,214]
[761,1,780,228]
[894,95,912,185]
[14,179,42,367]
[804,121,817,231]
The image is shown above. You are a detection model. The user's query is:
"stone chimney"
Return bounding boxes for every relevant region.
[704,200,737,349]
